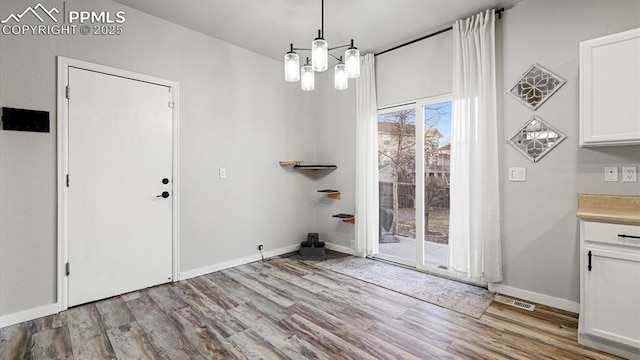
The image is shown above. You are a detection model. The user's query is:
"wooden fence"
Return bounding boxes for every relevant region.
[379,182,415,208]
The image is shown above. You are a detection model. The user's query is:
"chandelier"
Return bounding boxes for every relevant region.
[283,0,360,91]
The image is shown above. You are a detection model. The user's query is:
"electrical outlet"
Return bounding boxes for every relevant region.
[257,243,263,251]
[219,168,227,179]
[622,166,637,182]
[604,167,618,182]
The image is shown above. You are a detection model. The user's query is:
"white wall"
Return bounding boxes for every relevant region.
[315,0,640,309]
[500,0,640,305]
[311,76,357,249]
[0,0,315,318]
[376,32,453,107]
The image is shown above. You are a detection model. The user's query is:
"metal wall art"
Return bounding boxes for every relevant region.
[509,63,566,110]
[509,116,566,163]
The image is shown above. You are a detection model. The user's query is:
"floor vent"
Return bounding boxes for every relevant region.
[495,295,535,311]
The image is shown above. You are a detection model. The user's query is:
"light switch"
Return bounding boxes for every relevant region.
[219,168,227,179]
[604,167,618,182]
[509,167,526,182]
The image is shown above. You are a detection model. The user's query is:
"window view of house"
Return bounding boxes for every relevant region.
[377,101,452,268]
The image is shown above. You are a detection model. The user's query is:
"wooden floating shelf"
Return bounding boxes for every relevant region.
[333,213,355,223]
[294,165,337,170]
[279,161,303,166]
[318,189,341,199]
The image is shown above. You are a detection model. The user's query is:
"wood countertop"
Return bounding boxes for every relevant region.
[577,194,640,225]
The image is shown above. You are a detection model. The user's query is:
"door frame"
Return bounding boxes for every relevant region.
[373,94,455,280]
[56,56,180,311]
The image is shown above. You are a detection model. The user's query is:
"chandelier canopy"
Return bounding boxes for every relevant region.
[284,0,360,91]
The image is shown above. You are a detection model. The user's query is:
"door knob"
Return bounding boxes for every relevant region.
[156,191,170,198]
[162,178,169,184]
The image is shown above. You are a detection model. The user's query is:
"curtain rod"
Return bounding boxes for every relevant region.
[375,8,504,56]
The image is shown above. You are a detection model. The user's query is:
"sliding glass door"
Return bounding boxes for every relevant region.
[377,105,417,263]
[376,95,452,274]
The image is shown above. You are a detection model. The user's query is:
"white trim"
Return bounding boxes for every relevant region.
[488,283,579,313]
[377,93,452,112]
[579,333,640,360]
[178,244,300,281]
[0,303,58,328]
[376,94,469,283]
[171,83,181,283]
[371,253,415,267]
[57,57,68,311]
[56,56,180,311]
[325,242,357,256]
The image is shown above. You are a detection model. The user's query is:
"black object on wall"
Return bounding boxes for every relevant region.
[2,107,50,132]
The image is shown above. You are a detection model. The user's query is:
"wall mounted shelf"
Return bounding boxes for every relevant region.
[279,161,303,166]
[318,189,341,199]
[333,213,355,223]
[294,165,337,170]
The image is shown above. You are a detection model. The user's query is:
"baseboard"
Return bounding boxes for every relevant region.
[579,332,640,360]
[178,244,300,281]
[0,303,59,328]
[325,241,357,255]
[489,283,579,313]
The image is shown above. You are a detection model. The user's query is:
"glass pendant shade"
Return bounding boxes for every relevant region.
[312,33,328,72]
[345,47,360,78]
[284,52,300,82]
[334,63,348,90]
[301,64,315,91]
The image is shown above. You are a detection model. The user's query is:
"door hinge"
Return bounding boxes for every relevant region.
[65,262,70,276]
[65,85,71,99]
[168,101,174,108]
[66,174,69,187]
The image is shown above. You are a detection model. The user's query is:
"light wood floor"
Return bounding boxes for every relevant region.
[0,255,622,360]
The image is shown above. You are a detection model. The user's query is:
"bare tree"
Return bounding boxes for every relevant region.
[378,110,415,234]
[378,103,450,241]
[424,104,450,243]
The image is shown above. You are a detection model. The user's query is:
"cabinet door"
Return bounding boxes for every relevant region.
[584,248,640,348]
[580,28,640,146]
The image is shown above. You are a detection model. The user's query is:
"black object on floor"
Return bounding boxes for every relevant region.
[300,232,325,257]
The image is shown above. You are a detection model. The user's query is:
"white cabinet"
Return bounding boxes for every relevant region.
[580,28,640,146]
[579,221,640,359]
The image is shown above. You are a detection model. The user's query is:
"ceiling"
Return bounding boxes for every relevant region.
[114,0,524,61]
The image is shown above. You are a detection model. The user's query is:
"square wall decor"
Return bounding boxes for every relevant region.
[509,63,566,110]
[509,116,566,163]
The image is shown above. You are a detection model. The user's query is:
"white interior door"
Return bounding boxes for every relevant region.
[67,67,173,307]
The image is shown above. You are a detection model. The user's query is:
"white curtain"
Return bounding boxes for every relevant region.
[449,10,502,283]
[355,53,379,257]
